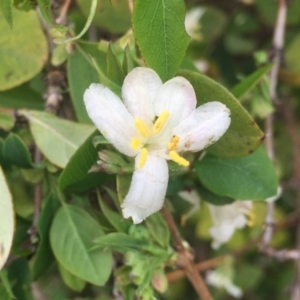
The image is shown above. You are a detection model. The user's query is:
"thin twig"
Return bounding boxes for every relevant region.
[161,205,213,300]
[127,0,134,13]
[56,0,72,25]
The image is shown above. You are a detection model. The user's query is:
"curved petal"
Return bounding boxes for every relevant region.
[173,101,231,152]
[121,155,168,224]
[122,67,163,125]
[154,77,197,141]
[84,83,138,157]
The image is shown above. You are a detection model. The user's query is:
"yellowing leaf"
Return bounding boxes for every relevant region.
[0,166,14,270]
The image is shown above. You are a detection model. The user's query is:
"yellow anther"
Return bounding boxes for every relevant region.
[138,148,148,169]
[168,136,180,150]
[169,151,189,167]
[153,111,170,134]
[130,137,142,150]
[134,118,151,138]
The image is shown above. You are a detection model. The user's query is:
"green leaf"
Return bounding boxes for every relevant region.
[178,70,265,157]
[32,193,60,280]
[122,46,135,75]
[76,0,131,34]
[133,0,190,82]
[0,270,15,299]
[58,262,86,292]
[50,204,112,286]
[0,9,48,91]
[116,174,132,204]
[0,112,14,131]
[145,213,170,249]
[93,232,148,253]
[197,185,235,206]
[97,191,130,233]
[107,44,125,86]
[0,84,44,110]
[196,147,278,200]
[19,110,95,168]
[231,64,273,100]
[71,41,107,122]
[59,130,112,193]
[3,133,33,168]
[0,0,13,28]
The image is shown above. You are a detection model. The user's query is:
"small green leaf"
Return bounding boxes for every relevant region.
[0,0,13,28]
[145,213,170,249]
[97,191,130,233]
[0,9,48,91]
[107,44,125,86]
[32,193,61,280]
[133,0,190,82]
[122,46,135,75]
[196,147,278,200]
[116,174,132,204]
[59,130,112,193]
[231,64,273,100]
[3,133,33,168]
[0,270,15,299]
[0,112,14,131]
[178,70,265,157]
[93,232,148,253]
[67,41,107,123]
[50,204,112,286]
[19,110,95,168]
[58,262,86,292]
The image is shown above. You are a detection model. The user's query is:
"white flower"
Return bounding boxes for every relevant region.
[206,267,243,299]
[185,7,204,41]
[84,67,231,224]
[209,201,252,249]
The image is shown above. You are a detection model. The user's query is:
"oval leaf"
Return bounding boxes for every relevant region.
[0,9,48,91]
[178,70,265,157]
[133,0,190,82]
[19,110,95,168]
[196,147,278,200]
[0,166,14,270]
[50,204,112,286]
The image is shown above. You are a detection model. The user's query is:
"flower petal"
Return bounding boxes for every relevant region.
[84,83,138,157]
[173,101,231,152]
[122,67,163,125]
[154,77,197,140]
[121,155,168,224]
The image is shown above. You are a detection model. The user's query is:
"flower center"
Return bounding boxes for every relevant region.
[130,110,190,169]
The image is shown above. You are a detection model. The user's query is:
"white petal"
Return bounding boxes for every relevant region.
[84,83,138,157]
[173,101,231,152]
[122,67,162,125]
[121,155,168,224]
[154,77,197,140]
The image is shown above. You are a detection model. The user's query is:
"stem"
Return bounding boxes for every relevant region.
[56,0,72,25]
[161,205,213,300]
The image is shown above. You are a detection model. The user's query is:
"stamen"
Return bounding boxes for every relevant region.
[169,151,189,167]
[153,111,170,134]
[168,136,180,150]
[130,137,141,150]
[138,148,148,169]
[134,118,151,138]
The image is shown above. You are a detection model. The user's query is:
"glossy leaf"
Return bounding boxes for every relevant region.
[133,0,190,82]
[59,130,112,193]
[67,43,105,123]
[19,110,95,168]
[0,0,13,28]
[3,133,32,168]
[196,147,278,200]
[231,64,273,100]
[197,185,235,206]
[178,70,265,157]
[32,193,60,280]
[0,9,48,91]
[0,166,14,270]
[50,204,112,286]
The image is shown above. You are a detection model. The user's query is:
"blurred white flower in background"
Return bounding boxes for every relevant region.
[185,7,204,41]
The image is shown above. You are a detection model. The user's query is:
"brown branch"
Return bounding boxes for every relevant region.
[127,0,134,14]
[55,0,72,25]
[161,205,213,300]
